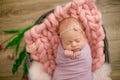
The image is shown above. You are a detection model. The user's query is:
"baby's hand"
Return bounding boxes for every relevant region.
[64,50,73,57]
[64,50,77,59]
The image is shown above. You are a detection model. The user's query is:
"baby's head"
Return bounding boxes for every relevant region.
[58,17,86,51]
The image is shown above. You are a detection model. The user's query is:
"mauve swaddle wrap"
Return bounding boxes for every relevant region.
[53,42,92,80]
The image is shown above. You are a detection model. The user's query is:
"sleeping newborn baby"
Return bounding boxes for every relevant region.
[53,17,92,80]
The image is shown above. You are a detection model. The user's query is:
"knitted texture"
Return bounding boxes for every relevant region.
[24,0,105,76]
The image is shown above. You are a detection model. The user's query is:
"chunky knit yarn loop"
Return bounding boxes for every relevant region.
[24,0,105,76]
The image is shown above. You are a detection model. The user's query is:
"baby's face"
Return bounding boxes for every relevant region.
[61,30,86,52]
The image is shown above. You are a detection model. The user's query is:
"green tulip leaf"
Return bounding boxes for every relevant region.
[22,59,28,78]
[12,47,26,74]
[4,33,23,51]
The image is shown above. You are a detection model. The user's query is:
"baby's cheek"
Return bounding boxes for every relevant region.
[78,42,85,48]
[63,45,71,50]
[81,40,86,48]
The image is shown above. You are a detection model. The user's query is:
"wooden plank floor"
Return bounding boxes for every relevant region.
[0,0,120,80]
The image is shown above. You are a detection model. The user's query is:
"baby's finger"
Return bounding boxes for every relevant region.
[72,53,77,59]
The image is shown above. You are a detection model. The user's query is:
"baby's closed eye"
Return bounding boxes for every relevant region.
[65,41,71,45]
[75,39,81,42]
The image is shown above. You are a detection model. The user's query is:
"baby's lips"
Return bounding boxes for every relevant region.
[72,48,80,52]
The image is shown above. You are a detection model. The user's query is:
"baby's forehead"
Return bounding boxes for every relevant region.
[61,30,82,40]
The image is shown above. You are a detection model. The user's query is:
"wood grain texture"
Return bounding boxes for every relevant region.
[0,0,120,80]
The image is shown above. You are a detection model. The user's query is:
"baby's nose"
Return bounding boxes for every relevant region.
[71,42,77,47]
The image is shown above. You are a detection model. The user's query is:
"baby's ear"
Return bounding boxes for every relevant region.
[82,31,85,36]
[83,31,85,34]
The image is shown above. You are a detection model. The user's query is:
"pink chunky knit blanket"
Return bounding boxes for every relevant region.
[24,0,105,76]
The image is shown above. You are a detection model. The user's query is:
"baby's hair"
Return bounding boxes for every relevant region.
[58,17,84,37]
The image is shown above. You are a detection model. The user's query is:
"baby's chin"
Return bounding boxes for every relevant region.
[64,48,81,52]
